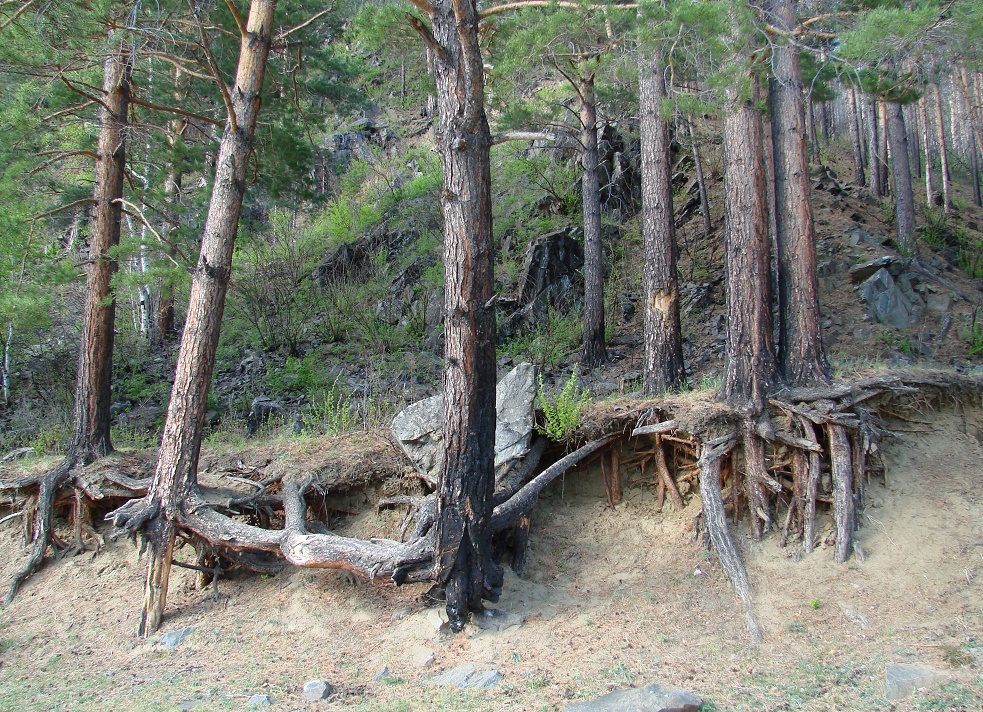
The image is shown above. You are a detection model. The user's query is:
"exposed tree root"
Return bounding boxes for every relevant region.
[3,455,76,604]
[3,371,980,641]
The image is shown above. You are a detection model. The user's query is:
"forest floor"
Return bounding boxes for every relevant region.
[1,403,982,711]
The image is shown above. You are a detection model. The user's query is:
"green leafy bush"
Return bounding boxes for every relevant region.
[537,366,591,442]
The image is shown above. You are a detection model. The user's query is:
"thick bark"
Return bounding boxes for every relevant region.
[720,96,776,411]
[932,86,952,213]
[885,101,916,256]
[639,57,684,394]
[767,0,829,387]
[848,88,866,186]
[131,0,278,636]
[580,72,606,368]
[73,45,132,460]
[430,0,502,631]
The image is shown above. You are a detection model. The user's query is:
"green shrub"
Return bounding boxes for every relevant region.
[537,366,591,442]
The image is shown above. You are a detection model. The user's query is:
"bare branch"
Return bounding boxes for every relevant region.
[407,14,449,64]
[130,96,223,127]
[30,198,97,223]
[224,0,247,38]
[0,0,37,34]
[275,7,334,41]
[491,130,559,145]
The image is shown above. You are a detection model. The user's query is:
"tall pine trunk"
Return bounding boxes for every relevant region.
[580,72,606,368]
[933,85,952,213]
[639,57,684,394]
[134,0,278,637]
[886,101,916,255]
[429,0,503,631]
[848,87,866,186]
[73,43,132,461]
[919,95,933,205]
[865,98,883,197]
[767,0,829,386]
[877,101,890,194]
[721,96,776,410]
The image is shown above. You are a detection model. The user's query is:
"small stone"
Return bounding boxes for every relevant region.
[246,693,271,706]
[472,608,524,631]
[158,627,195,651]
[885,663,947,701]
[374,667,391,682]
[427,609,447,631]
[425,663,477,687]
[302,679,333,701]
[409,645,435,669]
[391,606,412,622]
[467,670,503,689]
[177,702,200,711]
[564,683,702,711]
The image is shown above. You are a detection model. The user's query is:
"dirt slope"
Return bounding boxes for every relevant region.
[1,405,981,711]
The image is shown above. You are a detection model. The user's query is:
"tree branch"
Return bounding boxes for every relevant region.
[30,199,97,223]
[275,7,334,41]
[491,130,559,145]
[130,96,223,127]
[224,0,247,38]
[407,14,450,64]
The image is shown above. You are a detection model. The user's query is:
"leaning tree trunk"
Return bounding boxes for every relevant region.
[720,94,776,411]
[767,0,829,387]
[117,0,278,637]
[580,71,607,369]
[885,101,916,256]
[639,57,685,394]
[4,41,131,605]
[429,0,503,631]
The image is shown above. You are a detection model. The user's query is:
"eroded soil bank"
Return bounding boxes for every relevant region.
[1,407,981,711]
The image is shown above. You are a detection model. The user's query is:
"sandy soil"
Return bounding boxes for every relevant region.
[1,407,982,711]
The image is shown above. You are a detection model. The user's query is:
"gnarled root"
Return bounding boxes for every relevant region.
[4,455,76,605]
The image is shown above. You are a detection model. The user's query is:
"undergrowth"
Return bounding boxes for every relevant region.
[537,366,591,442]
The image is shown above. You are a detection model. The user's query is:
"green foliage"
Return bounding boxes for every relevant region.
[968,310,983,358]
[307,376,360,436]
[500,308,582,372]
[537,366,592,443]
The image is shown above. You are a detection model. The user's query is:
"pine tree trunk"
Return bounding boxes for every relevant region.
[919,95,933,205]
[767,0,829,387]
[580,72,606,368]
[886,101,916,256]
[721,95,776,411]
[428,0,503,631]
[972,129,982,208]
[847,87,866,186]
[933,85,952,213]
[1,322,11,405]
[689,122,713,237]
[152,68,189,349]
[639,57,685,394]
[877,101,890,195]
[907,104,921,179]
[136,0,278,636]
[807,98,819,160]
[72,43,132,461]
[865,98,883,197]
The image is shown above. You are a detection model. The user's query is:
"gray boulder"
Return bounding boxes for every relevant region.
[302,679,333,701]
[158,626,195,651]
[885,663,947,701]
[424,663,503,689]
[565,684,702,711]
[391,363,537,481]
[862,268,925,330]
